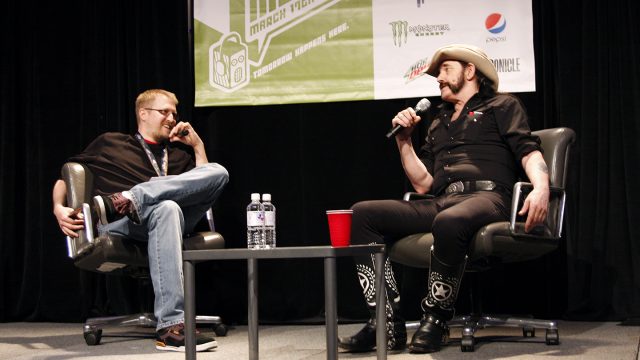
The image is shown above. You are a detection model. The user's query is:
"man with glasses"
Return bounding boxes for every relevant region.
[52,89,229,352]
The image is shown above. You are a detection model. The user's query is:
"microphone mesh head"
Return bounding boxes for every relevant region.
[416,98,431,112]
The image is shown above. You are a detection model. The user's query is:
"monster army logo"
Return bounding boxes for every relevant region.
[389,20,408,47]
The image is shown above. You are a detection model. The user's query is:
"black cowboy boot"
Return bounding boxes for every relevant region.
[409,249,466,353]
[338,256,407,352]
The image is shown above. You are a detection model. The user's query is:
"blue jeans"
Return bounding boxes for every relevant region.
[98,163,229,330]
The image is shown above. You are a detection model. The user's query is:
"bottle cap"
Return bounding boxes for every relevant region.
[262,193,271,201]
[251,193,260,201]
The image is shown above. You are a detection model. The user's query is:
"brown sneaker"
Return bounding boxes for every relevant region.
[155,323,217,352]
[92,192,140,225]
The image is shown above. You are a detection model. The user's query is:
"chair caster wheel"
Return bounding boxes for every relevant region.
[545,328,559,345]
[523,326,535,337]
[84,329,102,345]
[214,323,228,337]
[461,334,475,352]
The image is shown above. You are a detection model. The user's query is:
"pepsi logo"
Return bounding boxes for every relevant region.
[485,13,506,34]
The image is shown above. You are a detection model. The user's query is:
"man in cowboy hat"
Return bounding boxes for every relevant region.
[338,44,550,353]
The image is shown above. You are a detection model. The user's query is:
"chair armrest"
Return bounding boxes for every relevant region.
[404,183,567,239]
[62,162,97,259]
[403,192,435,201]
[509,182,566,239]
[205,208,216,232]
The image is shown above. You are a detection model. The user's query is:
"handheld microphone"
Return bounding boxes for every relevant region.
[179,129,189,137]
[385,98,431,138]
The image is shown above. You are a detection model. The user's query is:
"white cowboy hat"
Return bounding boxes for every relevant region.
[425,44,499,91]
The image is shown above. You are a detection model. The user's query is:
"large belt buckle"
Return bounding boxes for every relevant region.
[478,180,496,191]
[446,181,464,194]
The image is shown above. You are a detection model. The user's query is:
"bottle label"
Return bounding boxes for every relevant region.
[264,211,275,226]
[247,211,264,226]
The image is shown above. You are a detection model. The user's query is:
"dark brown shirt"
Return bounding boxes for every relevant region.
[67,132,195,196]
[420,93,541,195]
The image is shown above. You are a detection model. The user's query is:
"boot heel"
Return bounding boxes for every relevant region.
[408,315,448,353]
[338,319,377,352]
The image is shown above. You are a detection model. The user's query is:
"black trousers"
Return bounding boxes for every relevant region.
[349,190,511,323]
[350,190,511,266]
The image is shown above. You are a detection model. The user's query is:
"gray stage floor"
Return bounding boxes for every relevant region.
[0,321,638,359]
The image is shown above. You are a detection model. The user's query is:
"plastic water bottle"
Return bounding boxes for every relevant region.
[262,193,276,248]
[246,193,265,249]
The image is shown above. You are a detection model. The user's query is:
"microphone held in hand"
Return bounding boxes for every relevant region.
[179,129,189,137]
[385,98,432,138]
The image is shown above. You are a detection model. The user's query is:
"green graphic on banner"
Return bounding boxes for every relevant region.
[194,0,374,107]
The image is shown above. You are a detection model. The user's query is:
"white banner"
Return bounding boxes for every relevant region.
[194,0,534,106]
[373,0,535,99]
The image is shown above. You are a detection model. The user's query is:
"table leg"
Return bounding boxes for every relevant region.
[184,260,196,360]
[375,251,387,360]
[324,256,337,360]
[248,258,259,360]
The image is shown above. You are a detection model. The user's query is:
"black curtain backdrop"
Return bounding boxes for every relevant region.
[2,0,639,325]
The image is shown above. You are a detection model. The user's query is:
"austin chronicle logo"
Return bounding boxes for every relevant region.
[389,21,408,47]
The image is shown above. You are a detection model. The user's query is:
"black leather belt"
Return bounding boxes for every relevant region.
[445,180,499,194]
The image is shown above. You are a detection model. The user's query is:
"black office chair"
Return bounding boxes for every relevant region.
[62,162,228,346]
[388,127,575,352]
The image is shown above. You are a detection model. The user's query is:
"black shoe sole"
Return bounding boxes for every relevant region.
[338,338,375,353]
[338,340,407,353]
[338,346,375,353]
[408,343,441,353]
[155,339,218,352]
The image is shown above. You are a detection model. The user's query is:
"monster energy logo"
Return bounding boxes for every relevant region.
[389,20,408,47]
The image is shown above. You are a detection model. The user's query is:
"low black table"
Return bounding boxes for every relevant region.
[182,244,387,360]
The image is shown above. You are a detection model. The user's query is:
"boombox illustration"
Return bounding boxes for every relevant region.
[209,32,250,92]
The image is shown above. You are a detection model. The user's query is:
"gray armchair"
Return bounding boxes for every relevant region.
[62,162,228,346]
[388,127,575,351]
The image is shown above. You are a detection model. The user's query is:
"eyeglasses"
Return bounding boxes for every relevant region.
[145,108,179,121]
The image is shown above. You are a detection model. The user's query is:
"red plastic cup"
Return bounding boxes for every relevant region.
[326,210,353,247]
